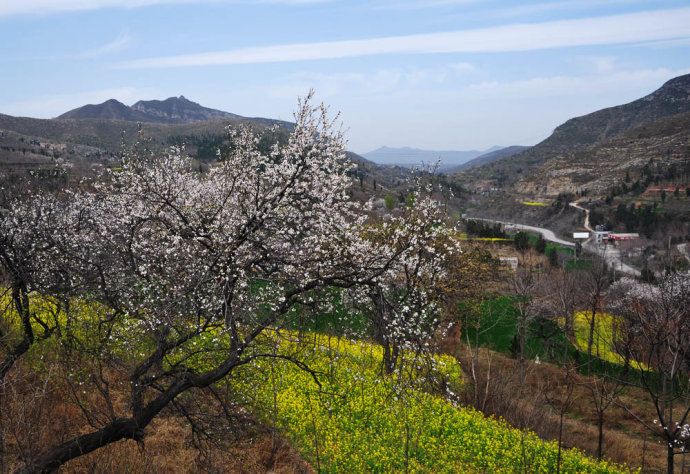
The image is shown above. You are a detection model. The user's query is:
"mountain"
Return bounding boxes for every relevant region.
[130,96,241,123]
[1,107,406,191]
[515,110,690,197]
[543,73,690,151]
[446,146,529,173]
[58,96,242,124]
[363,146,502,171]
[457,73,690,193]
[57,99,150,122]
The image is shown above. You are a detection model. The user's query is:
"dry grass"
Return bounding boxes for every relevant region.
[62,420,312,474]
[0,362,312,474]
[453,344,671,473]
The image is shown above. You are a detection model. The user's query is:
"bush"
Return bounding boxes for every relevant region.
[514,232,530,252]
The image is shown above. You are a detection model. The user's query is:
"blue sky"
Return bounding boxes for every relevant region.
[1,1,689,153]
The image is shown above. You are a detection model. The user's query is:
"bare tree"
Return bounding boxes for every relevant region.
[510,261,542,384]
[536,268,579,343]
[610,273,690,474]
[578,257,611,372]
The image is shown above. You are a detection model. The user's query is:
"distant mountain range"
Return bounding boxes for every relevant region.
[363,146,504,171]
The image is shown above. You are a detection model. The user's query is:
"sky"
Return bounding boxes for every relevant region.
[1,1,690,153]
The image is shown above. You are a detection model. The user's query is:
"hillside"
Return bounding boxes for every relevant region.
[546,73,690,150]
[518,111,690,197]
[446,145,529,173]
[457,73,690,192]
[0,108,409,192]
[454,73,690,200]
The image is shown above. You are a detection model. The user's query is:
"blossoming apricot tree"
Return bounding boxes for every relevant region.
[6,95,458,472]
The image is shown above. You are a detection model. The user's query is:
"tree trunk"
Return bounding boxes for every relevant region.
[597,412,604,460]
[0,286,33,380]
[518,319,526,385]
[667,443,674,474]
[586,309,596,372]
[564,313,575,342]
[556,409,564,474]
[0,382,6,474]
[15,418,143,474]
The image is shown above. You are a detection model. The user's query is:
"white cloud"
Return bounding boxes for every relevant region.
[489,0,648,18]
[459,67,690,101]
[78,32,133,59]
[0,0,332,17]
[247,65,690,152]
[116,7,690,68]
[369,0,480,10]
[1,87,156,118]
[586,56,617,74]
[450,62,475,72]
[262,63,472,100]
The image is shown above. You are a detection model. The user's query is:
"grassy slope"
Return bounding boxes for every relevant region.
[230,333,627,473]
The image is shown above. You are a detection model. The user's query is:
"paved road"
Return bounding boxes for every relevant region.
[469,210,641,277]
[468,217,575,247]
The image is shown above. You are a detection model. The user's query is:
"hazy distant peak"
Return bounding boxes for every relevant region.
[363,145,504,171]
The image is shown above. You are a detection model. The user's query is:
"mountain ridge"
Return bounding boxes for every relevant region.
[457,72,690,192]
[58,96,243,124]
[447,146,529,174]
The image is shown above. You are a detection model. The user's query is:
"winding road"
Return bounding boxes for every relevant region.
[568,201,641,277]
[467,217,575,247]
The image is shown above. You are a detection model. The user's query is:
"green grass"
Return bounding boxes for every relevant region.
[564,259,593,271]
[462,297,574,362]
[546,242,574,255]
[461,296,520,353]
[460,297,644,379]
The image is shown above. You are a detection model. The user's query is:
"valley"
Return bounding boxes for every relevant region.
[1,62,690,474]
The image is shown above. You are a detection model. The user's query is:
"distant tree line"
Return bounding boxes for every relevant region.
[465,220,506,238]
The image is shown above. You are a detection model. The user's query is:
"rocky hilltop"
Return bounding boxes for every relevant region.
[57,96,242,124]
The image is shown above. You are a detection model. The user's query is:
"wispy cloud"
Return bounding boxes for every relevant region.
[116,7,690,69]
[264,64,470,100]
[368,0,480,11]
[0,0,332,18]
[0,87,156,118]
[78,32,133,59]
[488,0,649,18]
[459,67,690,101]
